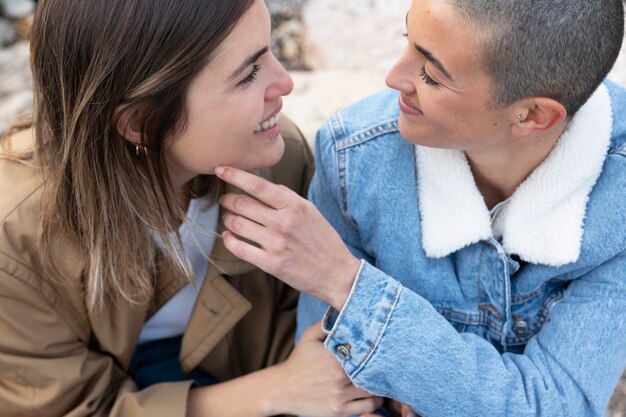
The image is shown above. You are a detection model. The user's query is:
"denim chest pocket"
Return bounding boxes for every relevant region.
[431,282,567,350]
[505,282,567,347]
[432,305,501,340]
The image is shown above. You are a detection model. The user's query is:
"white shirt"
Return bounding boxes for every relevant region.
[138,198,220,344]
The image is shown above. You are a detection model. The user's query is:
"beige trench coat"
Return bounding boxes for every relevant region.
[0,118,314,416]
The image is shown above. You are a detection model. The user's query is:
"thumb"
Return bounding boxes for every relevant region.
[300,321,327,342]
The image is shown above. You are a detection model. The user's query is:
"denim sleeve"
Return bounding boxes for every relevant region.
[296,117,372,342]
[322,252,626,417]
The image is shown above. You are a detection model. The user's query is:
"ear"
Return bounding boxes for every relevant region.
[511,98,567,139]
[114,105,143,145]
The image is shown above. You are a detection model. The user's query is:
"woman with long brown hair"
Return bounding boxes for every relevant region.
[0,0,383,416]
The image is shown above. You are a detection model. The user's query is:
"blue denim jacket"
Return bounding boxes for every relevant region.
[297,80,626,417]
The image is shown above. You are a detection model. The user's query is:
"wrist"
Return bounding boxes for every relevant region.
[327,256,361,311]
[187,367,286,417]
[257,364,289,416]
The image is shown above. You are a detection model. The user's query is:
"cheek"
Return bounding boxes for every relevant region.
[238,84,268,119]
[420,92,466,131]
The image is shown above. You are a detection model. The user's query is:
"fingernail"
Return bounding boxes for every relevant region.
[215,166,224,176]
[406,412,418,417]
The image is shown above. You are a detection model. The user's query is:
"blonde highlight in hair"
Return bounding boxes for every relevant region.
[28,0,254,310]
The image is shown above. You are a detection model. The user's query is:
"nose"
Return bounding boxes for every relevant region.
[385,46,417,95]
[265,56,294,101]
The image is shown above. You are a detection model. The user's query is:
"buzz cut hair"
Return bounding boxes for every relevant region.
[451,0,624,116]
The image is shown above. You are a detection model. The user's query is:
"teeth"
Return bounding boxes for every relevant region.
[255,113,280,133]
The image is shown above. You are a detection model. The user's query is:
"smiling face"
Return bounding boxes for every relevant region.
[165,0,293,190]
[385,0,518,151]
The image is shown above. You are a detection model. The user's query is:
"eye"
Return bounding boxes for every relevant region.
[238,64,261,88]
[420,66,440,87]
[402,32,409,39]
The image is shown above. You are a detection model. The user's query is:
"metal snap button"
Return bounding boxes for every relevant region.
[513,320,530,338]
[336,344,351,360]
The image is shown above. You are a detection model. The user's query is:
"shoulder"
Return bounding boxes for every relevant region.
[318,89,402,151]
[0,141,67,324]
[605,80,626,154]
[0,130,44,262]
[579,84,626,261]
[0,130,85,316]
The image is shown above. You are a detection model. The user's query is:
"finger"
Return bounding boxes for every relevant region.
[222,213,270,247]
[300,321,326,342]
[220,193,275,227]
[386,399,403,414]
[400,404,419,417]
[215,166,291,209]
[344,396,384,416]
[222,230,271,271]
[344,385,379,402]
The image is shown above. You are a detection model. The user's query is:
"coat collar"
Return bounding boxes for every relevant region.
[149,180,260,317]
[415,84,613,266]
[178,174,267,373]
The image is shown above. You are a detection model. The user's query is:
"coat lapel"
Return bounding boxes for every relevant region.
[178,195,257,374]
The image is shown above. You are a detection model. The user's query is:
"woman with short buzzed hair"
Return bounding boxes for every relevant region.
[216,0,626,416]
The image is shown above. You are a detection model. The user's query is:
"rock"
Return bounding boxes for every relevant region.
[0,40,31,135]
[0,89,31,134]
[301,0,411,72]
[284,0,412,140]
[265,0,308,18]
[271,16,308,70]
[0,18,17,47]
[0,0,35,19]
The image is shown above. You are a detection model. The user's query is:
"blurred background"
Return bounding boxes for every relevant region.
[0,0,624,414]
[3,0,626,141]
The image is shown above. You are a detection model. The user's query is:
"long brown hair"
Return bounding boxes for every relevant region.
[28,0,255,310]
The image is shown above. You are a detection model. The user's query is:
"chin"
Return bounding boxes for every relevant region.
[398,123,429,146]
[239,137,286,171]
[398,120,449,149]
[259,142,286,169]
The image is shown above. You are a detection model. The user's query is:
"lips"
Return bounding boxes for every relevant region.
[398,95,423,117]
[255,113,280,133]
[255,103,283,133]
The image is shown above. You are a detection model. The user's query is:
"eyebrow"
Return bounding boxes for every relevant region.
[405,12,455,82]
[227,46,269,82]
[414,44,455,82]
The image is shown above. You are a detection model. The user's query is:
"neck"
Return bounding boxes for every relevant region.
[168,164,196,213]
[465,124,567,209]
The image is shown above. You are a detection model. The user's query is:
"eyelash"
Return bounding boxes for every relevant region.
[420,66,440,87]
[402,33,441,88]
[238,64,261,87]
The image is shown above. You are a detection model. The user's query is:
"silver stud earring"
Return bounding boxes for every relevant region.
[517,114,523,124]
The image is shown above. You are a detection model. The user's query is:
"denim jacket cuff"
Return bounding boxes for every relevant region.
[322,260,403,376]
[321,260,365,333]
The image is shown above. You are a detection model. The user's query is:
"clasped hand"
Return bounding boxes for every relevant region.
[281,323,383,417]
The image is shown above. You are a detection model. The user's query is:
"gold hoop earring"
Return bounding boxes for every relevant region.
[135,144,148,156]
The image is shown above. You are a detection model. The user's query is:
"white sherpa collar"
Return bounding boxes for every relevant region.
[415,84,612,266]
